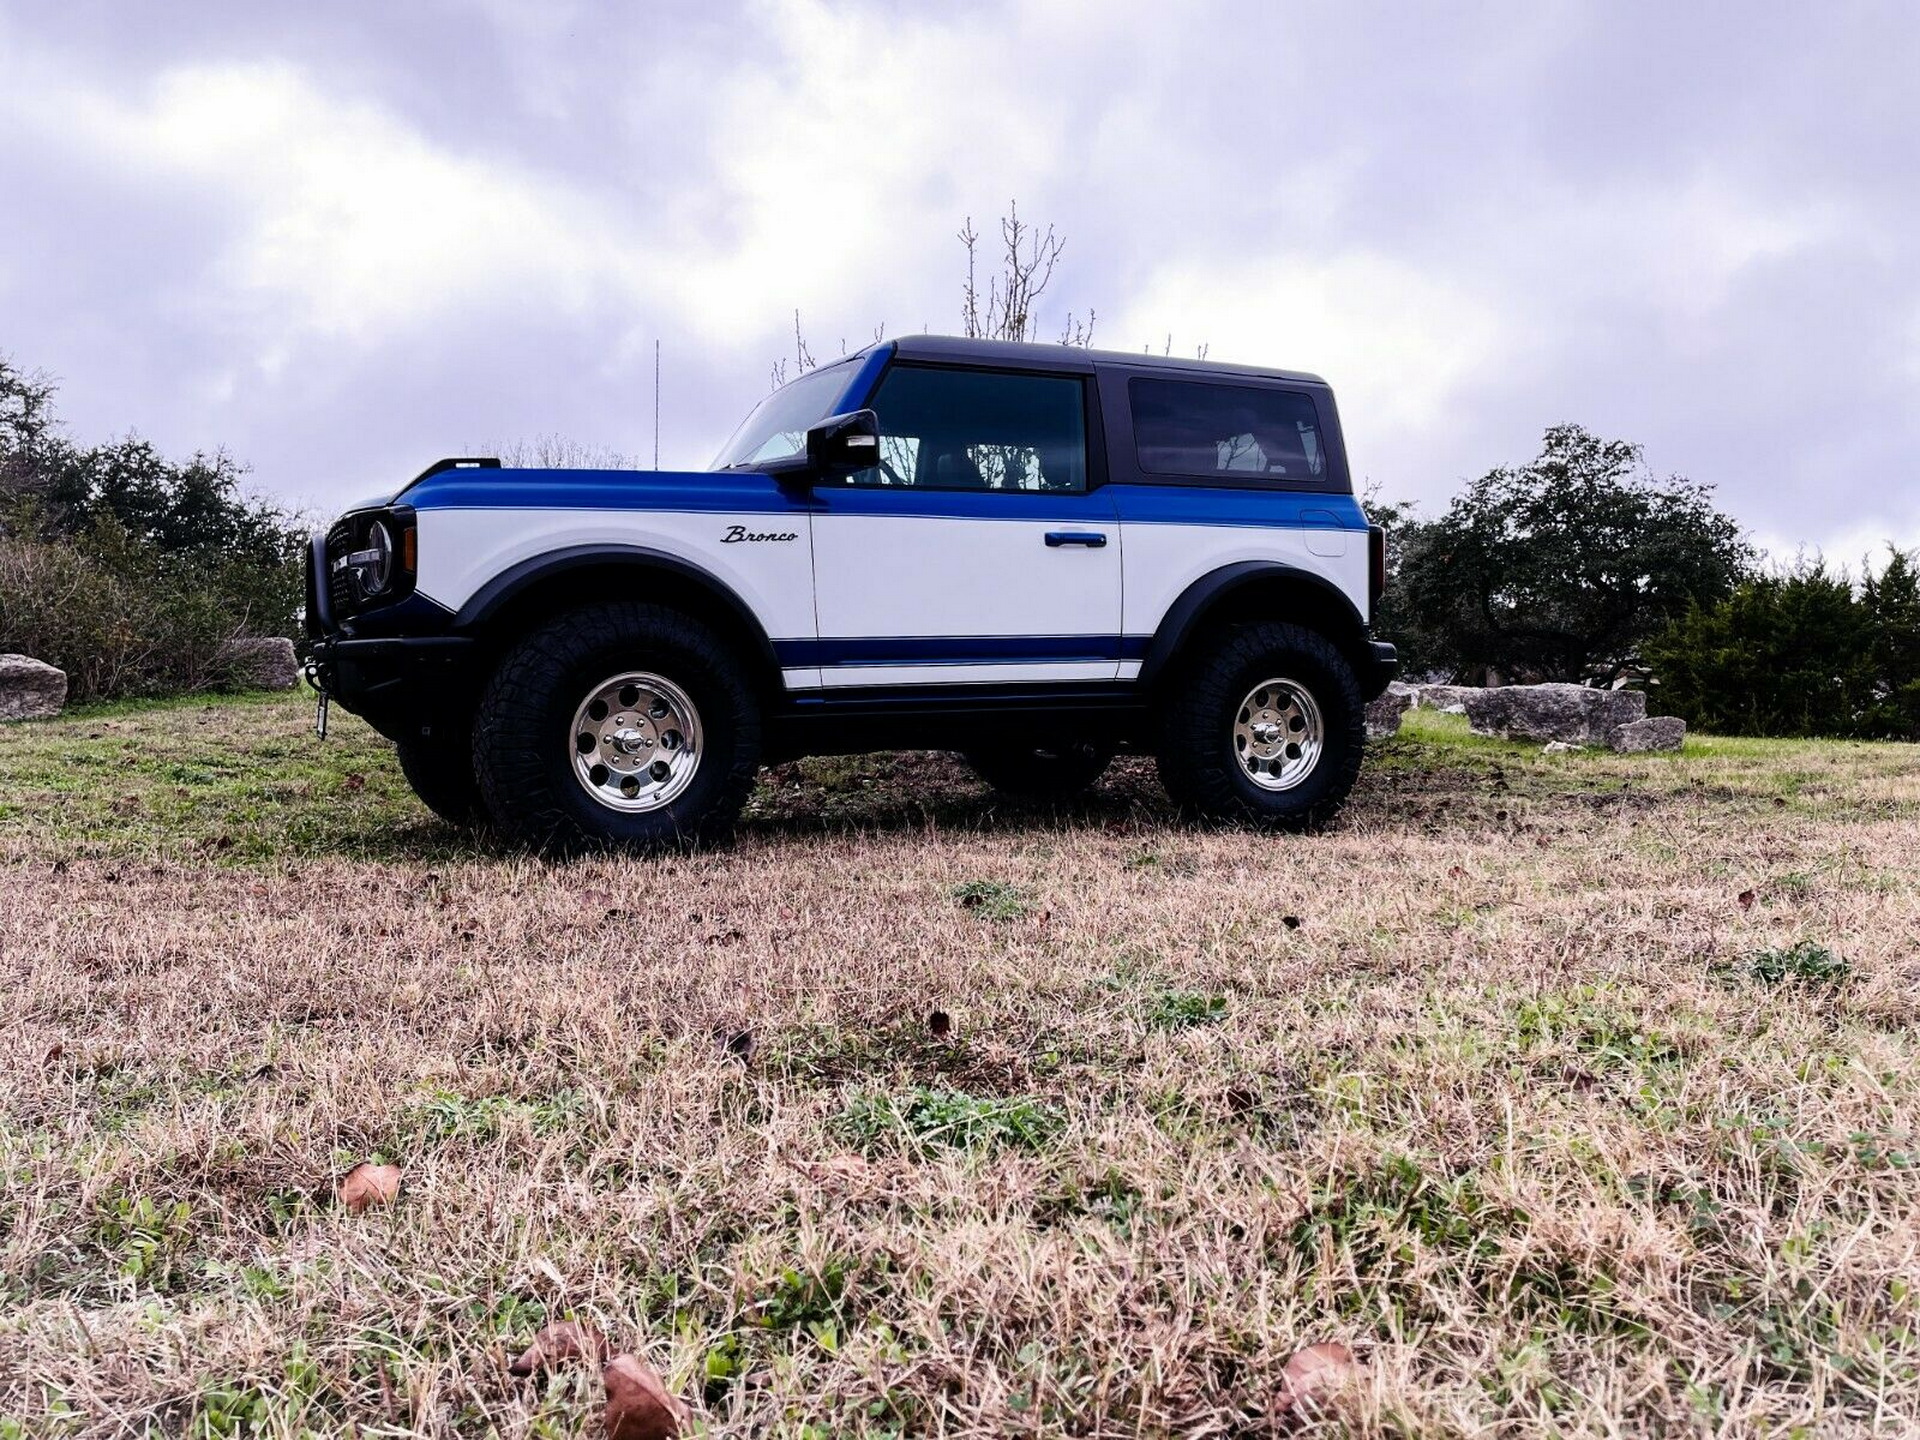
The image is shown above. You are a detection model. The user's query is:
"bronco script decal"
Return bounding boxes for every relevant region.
[721,524,799,544]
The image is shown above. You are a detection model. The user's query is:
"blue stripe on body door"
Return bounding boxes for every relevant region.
[776,634,1151,667]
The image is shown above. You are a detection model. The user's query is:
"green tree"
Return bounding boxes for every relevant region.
[1391,425,1752,683]
[1862,547,1920,736]
[1365,494,1449,678]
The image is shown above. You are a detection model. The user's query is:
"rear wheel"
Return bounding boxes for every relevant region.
[394,726,480,827]
[1154,621,1363,830]
[472,603,761,852]
[963,740,1114,799]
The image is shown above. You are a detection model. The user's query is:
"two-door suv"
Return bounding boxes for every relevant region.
[307,336,1396,848]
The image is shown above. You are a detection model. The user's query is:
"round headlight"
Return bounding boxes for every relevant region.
[359,520,394,597]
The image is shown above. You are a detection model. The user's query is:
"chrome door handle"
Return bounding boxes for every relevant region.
[1044,531,1108,548]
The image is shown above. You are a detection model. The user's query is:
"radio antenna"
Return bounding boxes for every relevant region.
[653,339,661,470]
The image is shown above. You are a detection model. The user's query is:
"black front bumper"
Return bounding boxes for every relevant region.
[1360,639,1399,700]
[309,634,478,739]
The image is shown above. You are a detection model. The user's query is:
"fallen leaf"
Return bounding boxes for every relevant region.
[343,773,366,791]
[43,1042,63,1066]
[337,1161,403,1212]
[1272,1342,1362,1422]
[603,1353,687,1439]
[1447,865,1468,880]
[928,1010,952,1038]
[1737,888,1756,911]
[804,1152,878,1193]
[509,1320,610,1376]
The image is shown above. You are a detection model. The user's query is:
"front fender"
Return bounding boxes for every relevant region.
[451,543,783,678]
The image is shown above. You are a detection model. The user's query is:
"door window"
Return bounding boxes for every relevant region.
[842,364,1089,493]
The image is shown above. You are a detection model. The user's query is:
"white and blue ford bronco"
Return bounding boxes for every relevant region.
[306,335,1396,848]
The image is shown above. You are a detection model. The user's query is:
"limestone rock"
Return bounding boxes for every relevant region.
[1364,686,1414,739]
[216,636,300,691]
[1464,684,1646,744]
[0,654,67,721]
[1608,715,1687,753]
[1417,684,1477,714]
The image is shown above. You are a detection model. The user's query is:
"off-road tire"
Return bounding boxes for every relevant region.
[394,726,481,827]
[472,602,761,852]
[1154,621,1363,831]
[962,740,1115,799]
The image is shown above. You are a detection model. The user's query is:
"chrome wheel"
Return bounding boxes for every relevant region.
[569,671,703,812]
[1232,676,1323,791]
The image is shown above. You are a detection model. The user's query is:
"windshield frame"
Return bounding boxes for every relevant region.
[711,356,872,471]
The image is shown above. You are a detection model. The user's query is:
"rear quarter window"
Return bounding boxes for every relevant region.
[1128,377,1334,488]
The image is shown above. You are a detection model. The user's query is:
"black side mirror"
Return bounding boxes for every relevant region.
[806,409,880,474]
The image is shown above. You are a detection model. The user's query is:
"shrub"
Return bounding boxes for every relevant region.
[1646,552,1920,739]
[0,355,304,701]
[0,520,300,703]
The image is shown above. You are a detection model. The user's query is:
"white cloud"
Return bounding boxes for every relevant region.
[44,62,644,344]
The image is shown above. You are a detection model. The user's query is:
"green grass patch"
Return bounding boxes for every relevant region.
[1142,989,1228,1031]
[950,879,1031,920]
[1717,941,1851,986]
[838,1085,1062,1154]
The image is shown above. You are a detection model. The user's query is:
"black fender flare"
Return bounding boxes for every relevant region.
[451,544,783,678]
[1138,561,1366,686]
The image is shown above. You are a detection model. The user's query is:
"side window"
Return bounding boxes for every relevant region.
[1128,377,1329,485]
[840,364,1089,493]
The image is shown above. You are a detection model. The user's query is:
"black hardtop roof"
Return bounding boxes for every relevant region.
[882,333,1327,387]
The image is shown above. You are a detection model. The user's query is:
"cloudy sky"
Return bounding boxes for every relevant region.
[3,1,1915,561]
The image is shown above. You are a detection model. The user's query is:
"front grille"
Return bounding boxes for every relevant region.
[325,520,356,621]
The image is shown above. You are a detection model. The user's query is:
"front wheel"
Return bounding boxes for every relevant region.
[1154,622,1363,831]
[963,740,1115,799]
[472,603,762,852]
[394,726,481,827]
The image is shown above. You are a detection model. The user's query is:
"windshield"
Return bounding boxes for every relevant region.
[711,362,861,469]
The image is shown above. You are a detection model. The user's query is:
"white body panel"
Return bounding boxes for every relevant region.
[417,506,822,686]
[1118,523,1369,640]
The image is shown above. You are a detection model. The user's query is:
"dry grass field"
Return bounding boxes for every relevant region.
[1,691,1917,1438]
